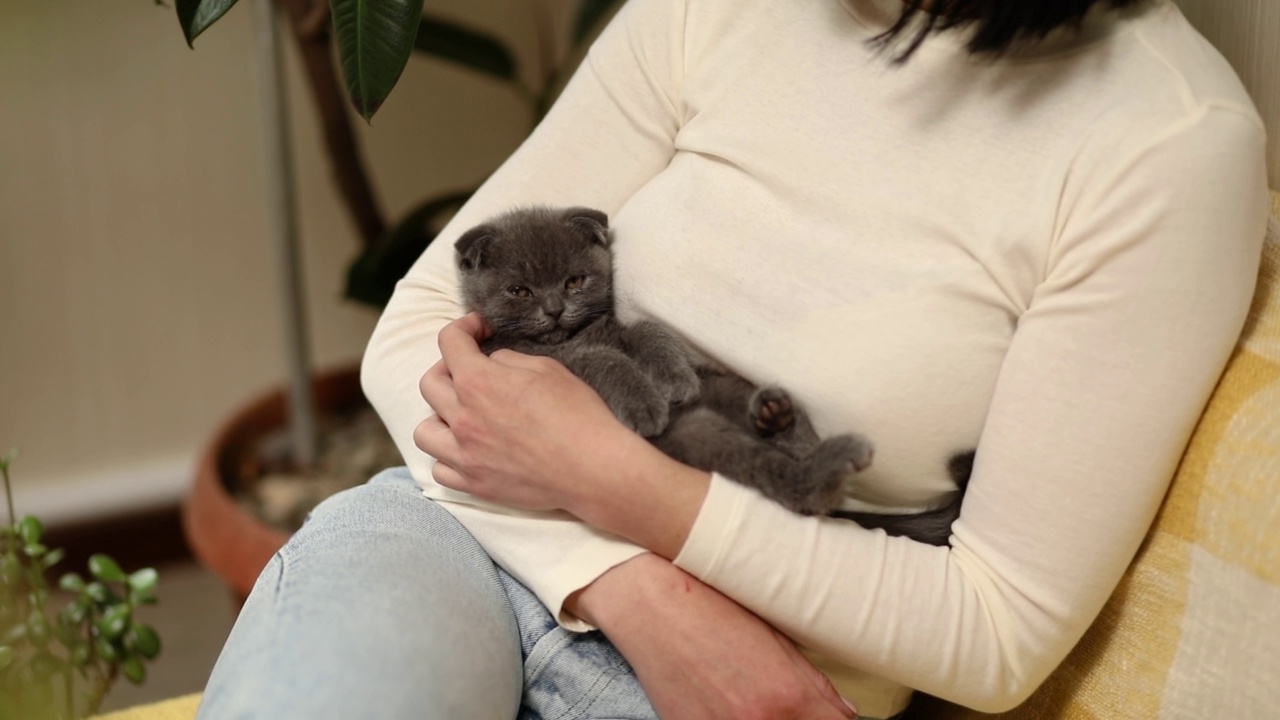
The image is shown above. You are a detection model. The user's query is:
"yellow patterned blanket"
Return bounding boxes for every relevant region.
[913,193,1280,718]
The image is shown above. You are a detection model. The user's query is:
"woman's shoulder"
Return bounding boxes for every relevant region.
[1125,1,1261,123]
[1044,2,1264,182]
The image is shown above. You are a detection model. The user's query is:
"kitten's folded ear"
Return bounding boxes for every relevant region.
[564,207,609,246]
[455,225,496,271]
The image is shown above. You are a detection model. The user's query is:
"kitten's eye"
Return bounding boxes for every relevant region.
[507,285,532,298]
[565,275,586,290]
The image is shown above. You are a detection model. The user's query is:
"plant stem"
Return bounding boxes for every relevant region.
[2,461,15,529]
[254,0,319,469]
[275,0,386,250]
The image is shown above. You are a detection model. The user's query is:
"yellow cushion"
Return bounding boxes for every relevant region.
[913,197,1280,719]
[91,693,201,720]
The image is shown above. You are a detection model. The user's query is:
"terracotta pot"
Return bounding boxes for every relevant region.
[181,365,366,606]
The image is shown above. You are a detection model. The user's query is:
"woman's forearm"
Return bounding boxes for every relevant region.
[565,553,857,720]
[570,430,713,560]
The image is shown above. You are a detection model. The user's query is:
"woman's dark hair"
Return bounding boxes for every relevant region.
[877,0,1149,60]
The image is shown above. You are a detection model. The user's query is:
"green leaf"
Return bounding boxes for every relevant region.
[0,646,11,670]
[89,554,126,583]
[61,599,88,625]
[58,603,81,628]
[345,189,473,308]
[40,548,64,568]
[127,568,158,594]
[175,0,240,47]
[17,515,43,545]
[94,636,121,662]
[86,581,115,604]
[23,542,46,558]
[413,16,516,80]
[126,624,162,659]
[332,0,425,120]
[571,0,621,46]
[58,572,85,593]
[96,604,130,640]
[123,656,147,684]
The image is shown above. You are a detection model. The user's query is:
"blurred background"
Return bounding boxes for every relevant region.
[0,0,1275,712]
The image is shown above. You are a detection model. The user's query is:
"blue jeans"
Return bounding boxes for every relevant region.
[198,467,658,720]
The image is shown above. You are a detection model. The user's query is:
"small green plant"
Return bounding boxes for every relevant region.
[0,450,163,719]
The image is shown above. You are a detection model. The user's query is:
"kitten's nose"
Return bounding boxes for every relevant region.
[543,301,564,319]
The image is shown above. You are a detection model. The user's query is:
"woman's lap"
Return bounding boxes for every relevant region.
[197,466,656,720]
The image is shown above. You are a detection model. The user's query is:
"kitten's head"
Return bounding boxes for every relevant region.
[455,206,613,344]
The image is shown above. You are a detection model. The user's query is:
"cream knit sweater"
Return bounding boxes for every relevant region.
[362,0,1269,714]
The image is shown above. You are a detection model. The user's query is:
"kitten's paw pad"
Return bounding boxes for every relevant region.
[750,387,796,437]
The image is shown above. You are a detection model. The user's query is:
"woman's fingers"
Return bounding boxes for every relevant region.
[437,313,490,374]
[419,361,461,421]
[414,413,461,467]
[778,636,857,718]
[489,348,558,371]
[429,458,469,493]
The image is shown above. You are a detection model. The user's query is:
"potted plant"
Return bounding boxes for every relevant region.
[171,0,624,603]
[1,450,164,719]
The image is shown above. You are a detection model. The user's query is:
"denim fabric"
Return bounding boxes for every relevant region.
[198,466,657,720]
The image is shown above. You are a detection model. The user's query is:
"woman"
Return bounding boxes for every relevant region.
[198,1,1269,718]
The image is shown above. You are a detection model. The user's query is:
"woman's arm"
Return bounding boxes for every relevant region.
[420,105,1270,711]
[362,0,688,626]
[569,554,859,720]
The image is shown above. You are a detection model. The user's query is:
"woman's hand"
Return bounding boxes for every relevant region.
[569,554,858,720]
[416,313,712,557]
[414,313,633,513]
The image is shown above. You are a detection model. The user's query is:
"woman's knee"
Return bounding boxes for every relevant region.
[202,470,523,718]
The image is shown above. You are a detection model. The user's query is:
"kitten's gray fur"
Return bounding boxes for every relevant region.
[455,206,969,546]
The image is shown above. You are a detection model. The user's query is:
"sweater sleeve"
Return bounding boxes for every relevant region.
[673,106,1269,712]
[360,0,687,630]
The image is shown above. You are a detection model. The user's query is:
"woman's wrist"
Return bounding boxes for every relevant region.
[570,430,712,559]
[564,553,684,629]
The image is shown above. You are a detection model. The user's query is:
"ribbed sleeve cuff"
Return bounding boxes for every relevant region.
[539,539,650,632]
[672,472,752,579]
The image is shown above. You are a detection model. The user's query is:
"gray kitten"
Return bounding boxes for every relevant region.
[454,206,969,545]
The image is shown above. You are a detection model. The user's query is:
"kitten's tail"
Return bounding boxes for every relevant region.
[831,450,975,547]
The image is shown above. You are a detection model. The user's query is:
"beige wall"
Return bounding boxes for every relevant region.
[0,0,563,522]
[1176,0,1280,186]
[1,0,1274,523]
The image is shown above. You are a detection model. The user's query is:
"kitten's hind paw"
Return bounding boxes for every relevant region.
[819,433,874,475]
[789,434,875,515]
[750,387,797,437]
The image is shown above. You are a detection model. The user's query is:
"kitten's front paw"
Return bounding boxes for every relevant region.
[793,434,875,515]
[652,360,701,407]
[749,387,796,437]
[611,394,671,438]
